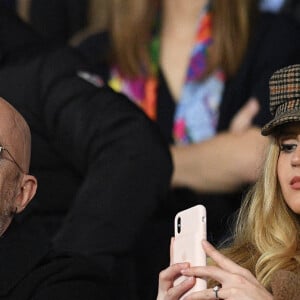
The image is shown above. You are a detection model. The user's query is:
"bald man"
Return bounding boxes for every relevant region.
[0,97,36,236]
[0,98,108,299]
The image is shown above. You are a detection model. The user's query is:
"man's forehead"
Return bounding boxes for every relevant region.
[0,107,19,128]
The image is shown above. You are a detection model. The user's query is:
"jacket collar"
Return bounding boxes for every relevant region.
[0,219,50,295]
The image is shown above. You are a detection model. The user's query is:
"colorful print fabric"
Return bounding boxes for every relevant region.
[108,9,225,144]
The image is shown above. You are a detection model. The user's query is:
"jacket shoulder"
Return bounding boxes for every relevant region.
[271,268,300,300]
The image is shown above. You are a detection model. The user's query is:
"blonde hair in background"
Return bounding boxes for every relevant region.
[210,0,258,77]
[107,0,258,78]
[16,0,31,22]
[70,0,108,46]
[221,137,300,290]
[107,0,159,77]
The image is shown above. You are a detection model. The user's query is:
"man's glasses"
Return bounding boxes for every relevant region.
[0,146,25,173]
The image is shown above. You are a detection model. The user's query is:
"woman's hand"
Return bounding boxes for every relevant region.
[229,97,260,134]
[181,240,273,300]
[170,97,267,193]
[156,262,196,300]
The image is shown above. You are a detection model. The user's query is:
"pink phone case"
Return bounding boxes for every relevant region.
[173,205,207,299]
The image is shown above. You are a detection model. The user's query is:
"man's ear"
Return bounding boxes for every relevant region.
[15,175,37,213]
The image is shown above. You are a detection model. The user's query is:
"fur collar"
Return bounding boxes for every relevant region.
[271,269,300,300]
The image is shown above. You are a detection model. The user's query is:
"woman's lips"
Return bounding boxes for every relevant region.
[290,176,300,189]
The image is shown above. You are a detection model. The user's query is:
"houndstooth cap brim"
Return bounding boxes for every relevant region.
[261,64,300,136]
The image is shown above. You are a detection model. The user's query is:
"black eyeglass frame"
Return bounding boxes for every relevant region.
[0,146,25,174]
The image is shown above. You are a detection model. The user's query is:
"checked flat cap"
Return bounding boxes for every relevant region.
[261,64,300,136]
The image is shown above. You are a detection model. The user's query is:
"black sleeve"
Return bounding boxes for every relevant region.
[75,31,111,79]
[30,254,110,300]
[34,47,172,269]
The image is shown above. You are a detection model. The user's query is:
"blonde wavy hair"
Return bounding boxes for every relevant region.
[220,137,300,290]
[107,0,258,78]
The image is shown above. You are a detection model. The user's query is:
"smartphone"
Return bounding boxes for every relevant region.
[173,205,207,298]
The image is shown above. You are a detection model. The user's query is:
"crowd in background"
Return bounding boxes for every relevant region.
[2,0,300,45]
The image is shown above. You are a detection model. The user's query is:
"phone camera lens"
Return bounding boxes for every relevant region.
[177,217,181,233]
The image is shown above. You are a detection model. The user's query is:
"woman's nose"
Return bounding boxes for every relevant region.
[291,146,300,166]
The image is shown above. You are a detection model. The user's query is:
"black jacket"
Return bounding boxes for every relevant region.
[0,5,172,285]
[0,219,108,300]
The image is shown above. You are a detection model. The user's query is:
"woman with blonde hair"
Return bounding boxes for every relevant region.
[157,64,300,300]
[77,0,300,297]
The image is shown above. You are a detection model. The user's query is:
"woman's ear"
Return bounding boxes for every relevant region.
[15,174,37,213]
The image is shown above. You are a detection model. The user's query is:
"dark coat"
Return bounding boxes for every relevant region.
[0,219,108,299]
[0,6,172,297]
